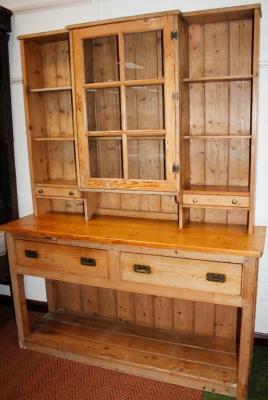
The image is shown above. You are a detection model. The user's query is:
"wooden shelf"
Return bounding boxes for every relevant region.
[83,78,164,90]
[25,311,237,397]
[183,135,252,140]
[29,86,72,93]
[183,185,250,196]
[35,179,77,187]
[33,136,75,141]
[182,75,253,83]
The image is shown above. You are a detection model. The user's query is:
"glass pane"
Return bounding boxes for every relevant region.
[86,88,121,131]
[124,31,163,80]
[126,85,164,130]
[128,138,165,180]
[84,36,119,83]
[89,138,123,178]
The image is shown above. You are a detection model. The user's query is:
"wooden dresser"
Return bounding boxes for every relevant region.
[1,4,266,400]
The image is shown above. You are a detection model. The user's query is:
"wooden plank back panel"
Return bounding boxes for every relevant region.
[204,22,229,224]
[49,282,237,340]
[188,19,252,226]
[41,39,71,87]
[228,19,252,225]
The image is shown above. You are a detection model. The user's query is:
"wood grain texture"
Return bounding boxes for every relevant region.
[2,213,265,257]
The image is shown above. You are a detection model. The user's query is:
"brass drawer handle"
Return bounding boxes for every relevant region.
[232,198,238,205]
[80,257,96,266]
[206,272,226,283]
[192,197,199,203]
[69,191,74,196]
[133,264,151,274]
[25,250,39,259]
[38,189,43,194]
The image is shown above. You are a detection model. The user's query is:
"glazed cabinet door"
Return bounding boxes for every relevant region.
[72,16,178,193]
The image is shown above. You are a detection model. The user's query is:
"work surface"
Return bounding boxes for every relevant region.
[2,213,266,257]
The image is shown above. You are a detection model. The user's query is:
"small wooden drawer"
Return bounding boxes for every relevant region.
[35,186,80,198]
[120,253,242,296]
[15,240,108,279]
[183,193,249,208]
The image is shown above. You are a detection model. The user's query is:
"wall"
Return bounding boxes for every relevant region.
[1,0,267,333]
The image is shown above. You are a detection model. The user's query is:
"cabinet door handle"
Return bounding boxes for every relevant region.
[25,250,39,259]
[232,198,238,205]
[38,189,43,194]
[80,257,96,266]
[206,272,226,283]
[192,197,199,203]
[133,264,151,274]
[69,191,74,196]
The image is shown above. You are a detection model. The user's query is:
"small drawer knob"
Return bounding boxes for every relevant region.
[69,191,74,196]
[232,198,238,205]
[192,197,199,204]
[38,189,43,194]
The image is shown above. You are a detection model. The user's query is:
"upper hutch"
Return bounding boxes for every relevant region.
[2,4,265,400]
[20,3,260,231]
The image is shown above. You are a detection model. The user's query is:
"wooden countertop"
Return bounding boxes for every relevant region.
[1,213,266,257]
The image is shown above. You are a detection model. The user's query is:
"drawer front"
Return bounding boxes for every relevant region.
[35,186,80,198]
[15,240,108,278]
[120,253,242,296]
[183,193,249,208]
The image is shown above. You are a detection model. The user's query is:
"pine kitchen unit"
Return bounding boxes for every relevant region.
[2,4,266,400]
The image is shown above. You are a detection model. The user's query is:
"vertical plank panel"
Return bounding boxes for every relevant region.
[134,293,154,326]
[174,299,194,333]
[194,302,215,337]
[214,305,237,339]
[58,282,82,314]
[154,297,173,330]
[204,22,229,224]
[98,288,117,319]
[81,286,99,315]
[116,291,135,322]
[45,279,59,312]
[228,19,252,225]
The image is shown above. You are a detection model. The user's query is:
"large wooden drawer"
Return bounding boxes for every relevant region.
[183,193,249,208]
[120,253,242,296]
[15,240,108,278]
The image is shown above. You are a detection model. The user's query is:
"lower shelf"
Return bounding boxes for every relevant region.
[25,310,238,397]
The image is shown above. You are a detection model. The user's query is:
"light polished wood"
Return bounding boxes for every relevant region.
[2,213,265,257]
[9,6,264,400]
[120,252,242,295]
[183,194,249,209]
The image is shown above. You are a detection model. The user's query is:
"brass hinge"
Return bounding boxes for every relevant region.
[172,164,180,173]
[171,31,178,40]
[172,92,179,101]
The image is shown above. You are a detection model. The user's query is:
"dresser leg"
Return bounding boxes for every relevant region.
[6,234,30,348]
[236,257,258,400]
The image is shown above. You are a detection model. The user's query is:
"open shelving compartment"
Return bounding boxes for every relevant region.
[21,274,238,397]
[27,308,238,396]
[179,9,258,233]
[21,30,86,217]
